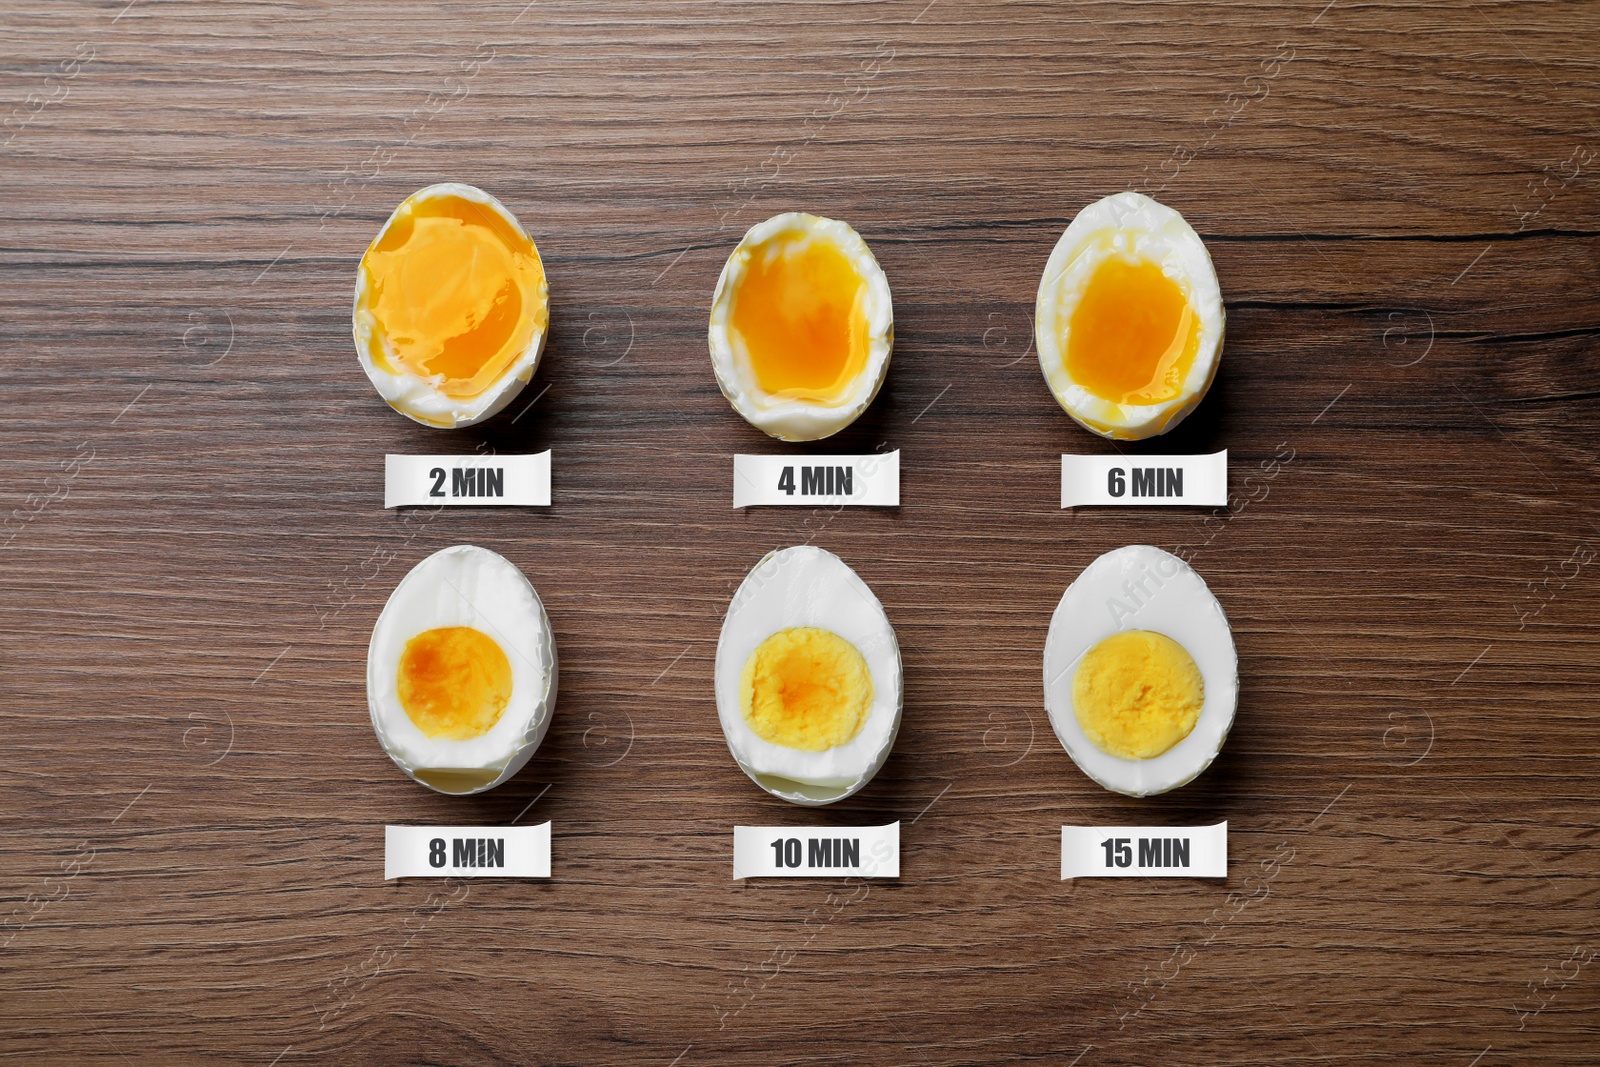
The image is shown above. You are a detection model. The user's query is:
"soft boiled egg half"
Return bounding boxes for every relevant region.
[368,545,557,795]
[716,546,902,804]
[709,213,893,441]
[1043,545,1237,796]
[354,183,550,429]
[1035,192,1224,440]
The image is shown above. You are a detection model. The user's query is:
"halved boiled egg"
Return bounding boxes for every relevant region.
[708,213,893,441]
[1043,545,1237,796]
[716,545,902,805]
[1035,192,1224,440]
[354,183,550,429]
[368,545,557,795]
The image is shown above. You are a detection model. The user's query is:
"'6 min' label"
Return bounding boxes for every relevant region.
[1060,450,1227,508]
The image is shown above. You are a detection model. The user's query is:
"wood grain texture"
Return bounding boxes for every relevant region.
[3,0,1598,1063]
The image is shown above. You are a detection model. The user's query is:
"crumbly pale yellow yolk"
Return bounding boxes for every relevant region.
[1065,255,1199,406]
[740,627,873,751]
[1072,630,1203,760]
[397,626,513,741]
[361,194,546,400]
[730,235,870,403]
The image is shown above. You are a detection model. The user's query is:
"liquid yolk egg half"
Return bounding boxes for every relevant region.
[397,625,513,741]
[1064,255,1200,407]
[1072,629,1203,760]
[740,626,873,752]
[730,235,870,404]
[361,194,547,401]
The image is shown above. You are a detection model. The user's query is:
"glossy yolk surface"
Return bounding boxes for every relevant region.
[730,235,870,403]
[1072,630,1203,760]
[397,626,513,741]
[361,194,546,399]
[1065,255,1199,406]
[740,627,872,751]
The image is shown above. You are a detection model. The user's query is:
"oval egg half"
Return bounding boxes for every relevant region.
[1043,544,1237,796]
[354,182,550,429]
[716,545,902,805]
[709,212,893,441]
[1035,192,1224,440]
[368,544,557,795]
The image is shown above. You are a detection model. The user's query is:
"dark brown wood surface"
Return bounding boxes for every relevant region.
[3,1,1598,1063]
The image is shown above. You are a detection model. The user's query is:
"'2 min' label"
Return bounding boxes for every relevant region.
[384,452,551,508]
[430,466,504,498]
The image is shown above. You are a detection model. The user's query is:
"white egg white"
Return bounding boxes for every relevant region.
[367,544,557,795]
[716,545,902,805]
[353,182,549,429]
[1043,545,1237,797]
[708,212,894,442]
[1034,192,1224,440]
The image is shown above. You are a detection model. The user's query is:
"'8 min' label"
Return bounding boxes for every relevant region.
[385,824,551,879]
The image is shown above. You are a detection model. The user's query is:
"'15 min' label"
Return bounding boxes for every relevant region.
[1061,450,1227,508]
[385,452,551,508]
[1061,822,1227,879]
[733,451,900,508]
[385,823,551,879]
[732,822,900,878]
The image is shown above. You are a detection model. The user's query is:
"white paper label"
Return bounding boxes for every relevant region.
[1061,822,1227,878]
[384,823,551,879]
[733,451,900,508]
[1060,449,1227,508]
[733,821,900,878]
[385,452,551,508]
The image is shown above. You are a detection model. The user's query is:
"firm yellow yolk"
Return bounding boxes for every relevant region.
[730,236,870,402]
[360,194,547,400]
[1072,630,1203,760]
[740,627,873,751]
[1065,256,1199,406]
[397,626,513,741]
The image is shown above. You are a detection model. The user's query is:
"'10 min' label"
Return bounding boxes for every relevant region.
[733,822,901,878]
[769,836,861,869]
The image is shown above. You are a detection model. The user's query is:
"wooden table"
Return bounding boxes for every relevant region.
[3,1,1597,1063]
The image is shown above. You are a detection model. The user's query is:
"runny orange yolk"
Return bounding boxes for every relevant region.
[360,194,547,400]
[730,236,870,402]
[740,627,873,751]
[1065,256,1199,406]
[397,626,513,741]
